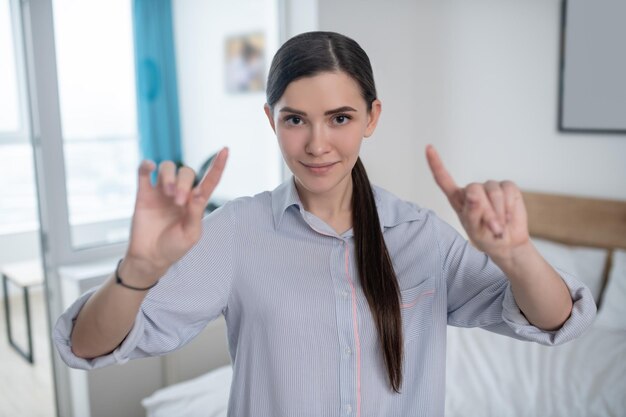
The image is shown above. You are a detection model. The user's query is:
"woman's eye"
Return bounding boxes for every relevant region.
[333,114,351,125]
[285,116,303,126]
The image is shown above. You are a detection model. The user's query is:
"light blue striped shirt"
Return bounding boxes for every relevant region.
[54,178,596,417]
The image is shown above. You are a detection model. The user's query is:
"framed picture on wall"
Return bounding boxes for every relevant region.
[558,0,626,134]
[224,32,266,94]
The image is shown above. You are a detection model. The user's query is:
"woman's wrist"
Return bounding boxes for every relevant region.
[489,239,536,278]
[117,256,167,288]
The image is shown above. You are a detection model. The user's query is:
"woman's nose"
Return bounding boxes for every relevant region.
[305,125,331,156]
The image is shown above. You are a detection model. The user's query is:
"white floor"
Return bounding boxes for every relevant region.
[0,290,56,417]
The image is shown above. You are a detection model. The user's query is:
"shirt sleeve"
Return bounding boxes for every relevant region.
[433,213,597,345]
[53,201,236,370]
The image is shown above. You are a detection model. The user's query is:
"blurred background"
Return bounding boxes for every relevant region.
[0,0,624,416]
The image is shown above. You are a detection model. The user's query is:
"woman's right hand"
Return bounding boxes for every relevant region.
[120,147,229,286]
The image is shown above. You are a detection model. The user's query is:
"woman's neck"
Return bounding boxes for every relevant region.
[294,176,353,234]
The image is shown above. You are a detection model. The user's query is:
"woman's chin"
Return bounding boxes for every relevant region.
[294,173,350,197]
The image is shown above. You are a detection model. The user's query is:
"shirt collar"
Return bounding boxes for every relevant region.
[271,177,423,232]
[271,177,303,230]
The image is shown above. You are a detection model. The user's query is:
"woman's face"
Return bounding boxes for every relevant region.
[264,71,381,201]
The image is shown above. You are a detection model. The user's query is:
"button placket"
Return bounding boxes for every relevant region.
[333,237,358,417]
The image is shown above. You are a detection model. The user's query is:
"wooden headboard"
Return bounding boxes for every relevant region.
[522,190,626,306]
[522,191,626,250]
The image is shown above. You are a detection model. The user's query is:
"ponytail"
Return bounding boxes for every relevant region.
[352,157,403,393]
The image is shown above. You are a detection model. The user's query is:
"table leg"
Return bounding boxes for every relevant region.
[2,273,12,350]
[3,274,35,364]
[24,286,34,363]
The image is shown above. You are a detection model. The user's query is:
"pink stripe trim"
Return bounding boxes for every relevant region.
[344,243,361,417]
[400,290,435,309]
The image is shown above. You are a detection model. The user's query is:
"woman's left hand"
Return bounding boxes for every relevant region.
[425,145,530,263]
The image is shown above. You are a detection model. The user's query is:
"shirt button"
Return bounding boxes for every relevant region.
[346,404,352,414]
[341,290,350,298]
[345,347,351,355]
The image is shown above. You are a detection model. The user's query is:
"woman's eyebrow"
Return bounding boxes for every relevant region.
[278,106,307,116]
[278,106,358,116]
[324,106,357,115]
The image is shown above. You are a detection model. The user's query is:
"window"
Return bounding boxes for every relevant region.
[0,0,20,135]
[0,0,38,235]
[0,0,140,243]
[52,0,139,248]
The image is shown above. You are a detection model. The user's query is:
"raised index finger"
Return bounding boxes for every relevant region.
[194,147,229,201]
[425,144,459,198]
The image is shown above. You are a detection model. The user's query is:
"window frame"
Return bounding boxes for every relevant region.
[0,0,29,143]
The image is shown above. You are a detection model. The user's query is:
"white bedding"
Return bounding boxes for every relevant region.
[142,365,232,417]
[143,321,626,417]
[445,323,626,417]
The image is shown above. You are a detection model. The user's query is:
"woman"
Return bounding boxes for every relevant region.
[55,32,595,417]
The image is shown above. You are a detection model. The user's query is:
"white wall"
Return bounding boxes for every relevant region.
[283,0,319,40]
[172,0,283,200]
[318,0,626,229]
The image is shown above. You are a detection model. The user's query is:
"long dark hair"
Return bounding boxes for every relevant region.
[266,31,404,393]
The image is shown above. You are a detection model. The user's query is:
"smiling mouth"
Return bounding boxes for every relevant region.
[301,162,338,168]
[300,161,338,174]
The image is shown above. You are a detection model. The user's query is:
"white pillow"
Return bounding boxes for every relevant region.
[142,365,232,417]
[595,249,626,331]
[532,238,608,304]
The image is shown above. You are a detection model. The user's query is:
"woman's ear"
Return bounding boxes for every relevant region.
[364,99,382,138]
[264,103,276,133]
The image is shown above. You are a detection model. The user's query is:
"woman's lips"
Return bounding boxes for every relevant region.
[301,161,338,175]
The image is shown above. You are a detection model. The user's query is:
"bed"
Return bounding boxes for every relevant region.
[142,191,626,417]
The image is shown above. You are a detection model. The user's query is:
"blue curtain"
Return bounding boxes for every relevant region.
[132,0,182,166]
